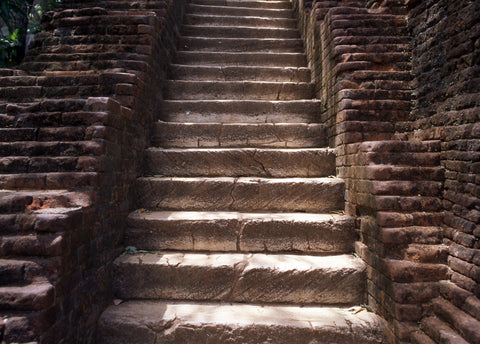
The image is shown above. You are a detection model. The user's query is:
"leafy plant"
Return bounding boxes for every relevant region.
[0,0,60,67]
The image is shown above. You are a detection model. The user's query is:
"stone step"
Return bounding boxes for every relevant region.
[190,0,292,9]
[0,258,59,285]
[135,176,344,212]
[159,100,321,123]
[168,64,310,82]
[422,316,469,344]
[411,330,437,344]
[178,37,303,52]
[144,148,335,177]
[432,297,480,344]
[125,211,356,253]
[0,282,54,311]
[183,14,297,28]
[151,122,328,148]
[113,252,365,305]
[181,25,300,38]
[175,51,306,67]
[98,301,384,344]
[186,4,294,18]
[164,80,314,100]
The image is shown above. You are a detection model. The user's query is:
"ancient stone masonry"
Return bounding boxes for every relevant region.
[406,0,480,343]
[0,1,185,342]
[97,0,385,342]
[0,0,478,343]
[293,0,478,343]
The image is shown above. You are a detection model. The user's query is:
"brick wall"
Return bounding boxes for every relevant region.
[292,1,473,343]
[0,1,185,343]
[406,0,480,343]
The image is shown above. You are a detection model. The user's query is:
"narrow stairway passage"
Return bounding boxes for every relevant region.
[97,0,385,342]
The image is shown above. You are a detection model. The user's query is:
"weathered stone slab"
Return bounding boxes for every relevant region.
[113,253,365,304]
[168,64,310,82]
[136,177,345,212]
[98,301,385,344]
[125,211,356,253]
[164,80,313,100]
[178,37,303,53]
[186,4,294,18]
[181,26,299,39]
[160,100,321,123]
[0,283,54,311]
[145,148,335,177]
[175,51,306,67]
[191,0,292,9]
[183,14,297,28]
[152,122,327,148]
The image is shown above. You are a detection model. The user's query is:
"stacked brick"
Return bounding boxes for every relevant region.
[406,0,480,343]
[291,0,459,342]
[0,0,185,343]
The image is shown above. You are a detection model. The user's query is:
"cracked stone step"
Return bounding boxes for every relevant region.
[181,25,300,38]
[0,282,54,311]
[176,51,306,67]
[178,37,303,52]
[125,211,356,253]
[0,258,56,285]
[186,4,294,18]
[152,122,328,148]
[422,316,469,344]
[135,176,345,212]
[432,297,480,344]
[191,0,292,9]
[98,301,385,344]
[183,14,297,28]
[164,80,314,100]
[159,100,321,123]
[144,148,335,177]
[113,252,366,305]
[168,64,310,82]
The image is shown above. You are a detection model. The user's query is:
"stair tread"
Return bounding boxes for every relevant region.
[98,300,384,344]
[422,316,470,344]
[113,252,366,304]
[186,4,294,18]
[0,282,54,311]
[128,209,347,221]
[167,65,311,81]
[135,176,344,212]
[125,210,353,253]
[152,122,327,148]
[175,51,306,67]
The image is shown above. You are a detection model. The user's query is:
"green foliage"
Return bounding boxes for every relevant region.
[0,28,21,67]
[0,0,61,67]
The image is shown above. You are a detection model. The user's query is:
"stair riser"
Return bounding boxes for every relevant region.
[152,122,328,148]
[178,37,303,53]
[136,177,345,212]
[181,26,299,38]
[190,0,292,9]
[164,81,314,100]
[126,213,356,253]
[144,149,335,177]
[159,100,321,123]
[183,14,297,28]
[175,51,306,67]
[168,65,311,82]
[113,253,365,305]
[186,4,293,18]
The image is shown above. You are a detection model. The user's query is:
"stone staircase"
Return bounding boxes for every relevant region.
[97,0,384,342]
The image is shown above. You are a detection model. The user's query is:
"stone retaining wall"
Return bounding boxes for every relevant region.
[293,0,478,343]
[406,0,480,342]
[0,1,185,342]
